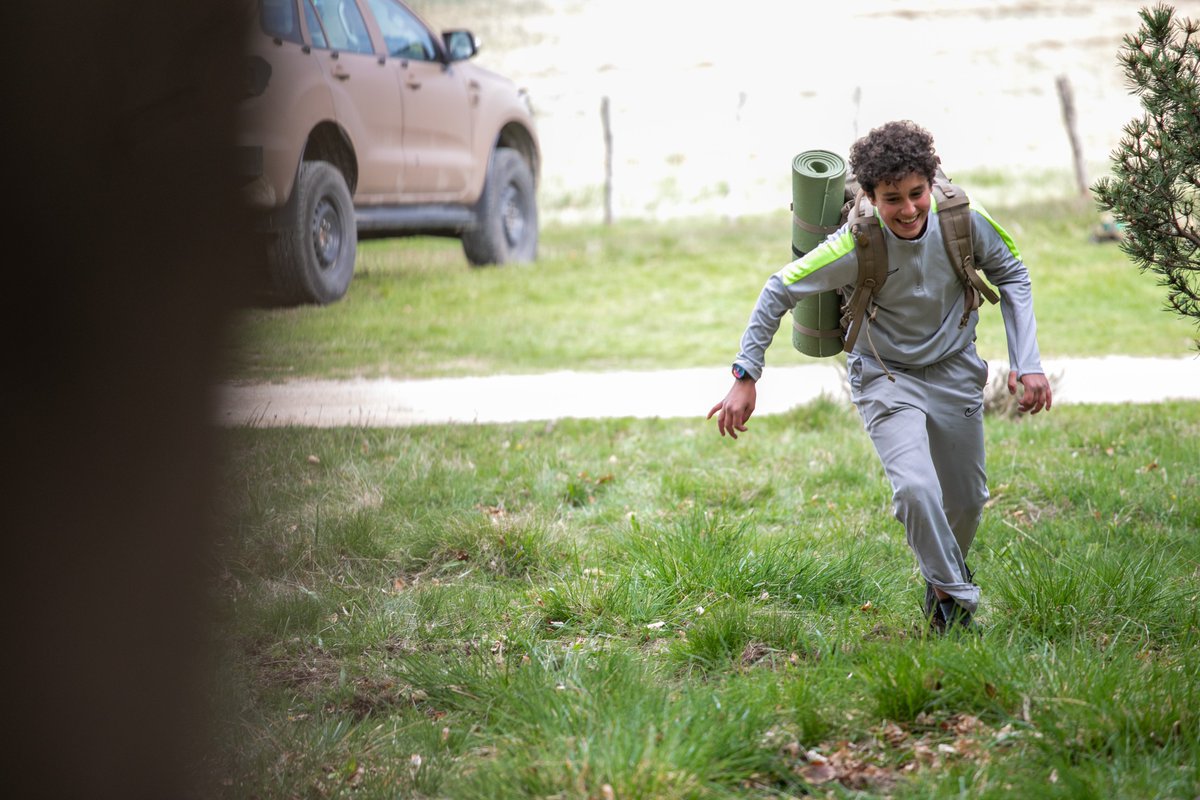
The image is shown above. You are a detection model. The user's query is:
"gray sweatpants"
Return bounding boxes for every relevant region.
[848,344,990,612]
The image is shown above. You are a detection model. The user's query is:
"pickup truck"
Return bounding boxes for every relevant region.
[239,0,540,304]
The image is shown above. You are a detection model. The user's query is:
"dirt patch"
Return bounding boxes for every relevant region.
[440,0,1157,222]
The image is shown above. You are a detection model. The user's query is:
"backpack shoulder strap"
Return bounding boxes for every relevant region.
[933,177,999,329]
[841,192,888,354]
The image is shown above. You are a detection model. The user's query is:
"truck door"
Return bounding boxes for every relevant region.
[363,0,473,200]
[304,0,406,200]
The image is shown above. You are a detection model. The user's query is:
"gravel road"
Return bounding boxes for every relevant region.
[217,356,1200,428]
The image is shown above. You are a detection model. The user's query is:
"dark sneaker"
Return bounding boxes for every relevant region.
[924,580,946,632]
[936,598,977,633]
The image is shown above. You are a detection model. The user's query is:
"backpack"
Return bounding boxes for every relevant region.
[791,166,1000,357]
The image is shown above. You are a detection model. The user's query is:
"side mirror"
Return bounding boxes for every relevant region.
[442,29,479,61]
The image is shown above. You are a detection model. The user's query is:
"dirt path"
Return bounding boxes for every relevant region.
[217,356,1200,428]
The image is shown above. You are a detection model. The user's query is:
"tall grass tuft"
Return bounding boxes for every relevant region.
[861,641,944,722]
[619,512,883,611]
[396,646,794,798]
[991,537,1194,645]
[393,512,568,581]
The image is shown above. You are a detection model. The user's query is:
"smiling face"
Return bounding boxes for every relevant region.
[869,172,932,239]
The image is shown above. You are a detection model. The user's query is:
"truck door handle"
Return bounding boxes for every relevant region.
[333,64,351,81]
[405,77,422,90]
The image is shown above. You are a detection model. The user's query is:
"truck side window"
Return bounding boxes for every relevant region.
[261,0,303,43]
[309,0,375,54]
[364,0,437,61]
[303,0,328,48]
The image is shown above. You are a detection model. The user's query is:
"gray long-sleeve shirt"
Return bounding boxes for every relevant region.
[734,200,1045,381]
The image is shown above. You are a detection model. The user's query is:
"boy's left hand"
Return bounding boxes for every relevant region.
[1008,370,1052,414]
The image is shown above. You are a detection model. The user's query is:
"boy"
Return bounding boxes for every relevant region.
[707,120,1052,631]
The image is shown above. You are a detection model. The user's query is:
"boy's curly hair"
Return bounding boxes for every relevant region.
[849,120,939,196]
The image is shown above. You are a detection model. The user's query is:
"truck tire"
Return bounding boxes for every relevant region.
[462,147,538,266]
[267,160,357,305]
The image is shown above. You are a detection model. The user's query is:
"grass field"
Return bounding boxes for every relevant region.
[209,396,1200,797]
[223,182,1198,383]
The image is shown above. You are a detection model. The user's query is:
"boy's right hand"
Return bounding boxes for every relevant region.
[707,379,757,439]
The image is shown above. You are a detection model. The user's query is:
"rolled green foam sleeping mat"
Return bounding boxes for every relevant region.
[791,150,847,255]
[790,150,847,358]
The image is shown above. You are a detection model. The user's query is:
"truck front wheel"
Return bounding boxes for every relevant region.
[268,160,357,305]
[462,147,538,266]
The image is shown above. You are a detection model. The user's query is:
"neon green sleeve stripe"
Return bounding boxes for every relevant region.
[969,200,1022,261]
[780,229,854,284]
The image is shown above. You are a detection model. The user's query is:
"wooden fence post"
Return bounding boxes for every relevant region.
[601,96,613,225]
[1056,75,1090,197]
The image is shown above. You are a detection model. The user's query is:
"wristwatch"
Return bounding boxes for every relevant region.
[732,364,752,381]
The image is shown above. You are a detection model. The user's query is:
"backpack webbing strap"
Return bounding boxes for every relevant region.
[792,213,840,238]
[792,320,842,338]
[841,197,888,354]
[934,182,999,329]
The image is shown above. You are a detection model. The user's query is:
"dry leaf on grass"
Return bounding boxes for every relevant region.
[879,721,909,747]
[798,762,838,784]
[740,641,770,666]
[944,713,985,735]
[793,743,897,792]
